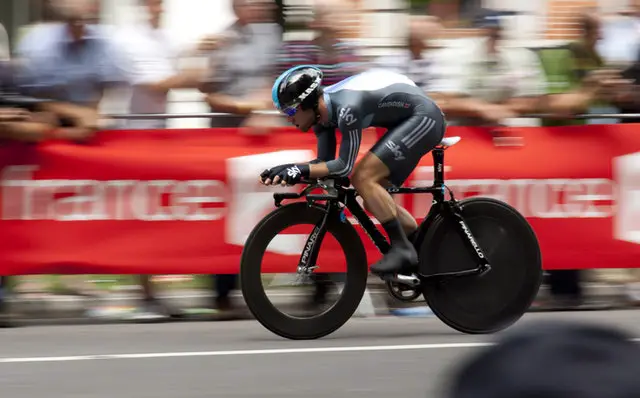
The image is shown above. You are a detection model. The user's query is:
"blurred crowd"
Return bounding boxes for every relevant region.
[3,0,640,324]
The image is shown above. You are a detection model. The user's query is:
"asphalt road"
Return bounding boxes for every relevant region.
[2,310,639,398]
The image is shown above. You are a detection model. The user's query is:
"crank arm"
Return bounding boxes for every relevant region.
[381,273,421,287]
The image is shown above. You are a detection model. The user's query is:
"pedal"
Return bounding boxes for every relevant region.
[381,273,421,288]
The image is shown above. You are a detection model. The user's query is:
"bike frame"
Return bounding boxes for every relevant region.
[272,147,492,280]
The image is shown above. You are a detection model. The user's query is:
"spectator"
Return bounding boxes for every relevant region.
[597,1,640,67]
[374,15,471,126]
[200,0,279,130]
[0,61,59,325]
[265,0,365,311]
[438,10,546,127]
[0,61,61,143]
[572,10,639,298]
[533,10,630,309]
[115,0,208,130]
[375,16,444,91]
[12,0,126,315]
[199,0,281,317]
[16,0,123,115]
[274,0,361,88]
[0,19,107,324]
[109,0,215,321]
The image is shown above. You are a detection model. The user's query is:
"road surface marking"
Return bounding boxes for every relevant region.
[0,342,493,363]
[2,338,638,364]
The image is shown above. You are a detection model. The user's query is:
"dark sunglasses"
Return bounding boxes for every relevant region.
[280,104,299,117]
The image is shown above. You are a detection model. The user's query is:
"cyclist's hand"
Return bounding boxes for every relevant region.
[260,164,289,185]
[260,163,309,186]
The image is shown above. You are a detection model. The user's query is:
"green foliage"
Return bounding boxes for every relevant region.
[407,0,445,13]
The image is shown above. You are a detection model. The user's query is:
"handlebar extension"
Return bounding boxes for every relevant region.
[306,193,339,201]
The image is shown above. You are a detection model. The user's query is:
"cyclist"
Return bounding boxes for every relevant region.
[260,65,446,275]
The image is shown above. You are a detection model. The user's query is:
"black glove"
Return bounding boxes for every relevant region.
[260,163,310,185]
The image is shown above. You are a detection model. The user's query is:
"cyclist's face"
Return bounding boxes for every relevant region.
[289,108,315,132]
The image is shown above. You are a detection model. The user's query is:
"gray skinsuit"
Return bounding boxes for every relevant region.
[313,69,446,187]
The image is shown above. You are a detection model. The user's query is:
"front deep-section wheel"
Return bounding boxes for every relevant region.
[240,201,369,340]
[420,197,542,334]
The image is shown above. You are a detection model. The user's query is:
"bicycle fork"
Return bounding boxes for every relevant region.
[296,203,333,277]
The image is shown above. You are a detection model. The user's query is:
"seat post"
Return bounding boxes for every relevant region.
[431,148,445,186]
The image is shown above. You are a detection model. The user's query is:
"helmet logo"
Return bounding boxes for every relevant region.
[273,65,323,110]
[297,77,321,104]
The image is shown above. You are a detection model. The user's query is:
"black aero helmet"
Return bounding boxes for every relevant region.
[272,65,323,116]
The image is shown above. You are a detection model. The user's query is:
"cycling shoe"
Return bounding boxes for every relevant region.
[370,244,418,275]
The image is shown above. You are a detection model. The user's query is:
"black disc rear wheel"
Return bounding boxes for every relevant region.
[420,197,542,334]
[240,202,369,340]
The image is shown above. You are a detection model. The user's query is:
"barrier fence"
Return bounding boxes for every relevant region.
[1,117,640,275]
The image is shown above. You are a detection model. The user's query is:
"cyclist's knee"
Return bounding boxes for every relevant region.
[351,166,382,191]
[352,159,388,190]
[351,169,366,191]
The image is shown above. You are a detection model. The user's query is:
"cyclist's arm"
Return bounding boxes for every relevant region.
[310,125,337,164]
[309,107,362,178]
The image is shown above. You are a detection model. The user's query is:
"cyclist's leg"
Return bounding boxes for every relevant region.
[351,153,400,230]
[351,152,417,275]
[375,178,418,235]
[354,111,445,274]
[397,206,418,236]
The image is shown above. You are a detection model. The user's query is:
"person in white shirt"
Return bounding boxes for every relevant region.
[115,0,203,130]
[436,11,546,127]
[374,16,478,122]
[375,16,446,91]
[110,0,209,320]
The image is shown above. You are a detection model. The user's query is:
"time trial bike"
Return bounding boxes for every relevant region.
[240,136,543,340]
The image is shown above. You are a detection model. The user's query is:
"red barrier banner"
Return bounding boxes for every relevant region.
[0,124,639,275]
